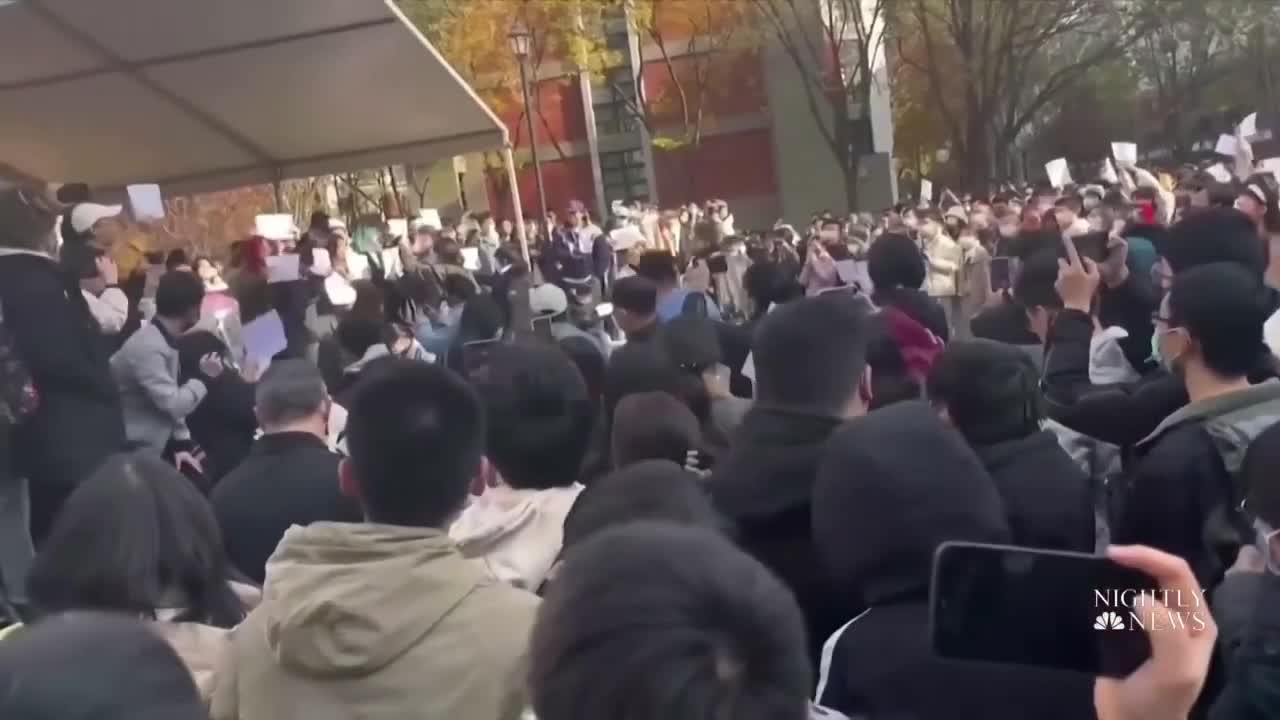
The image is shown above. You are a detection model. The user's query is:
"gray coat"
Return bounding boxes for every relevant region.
[111,323,207,453]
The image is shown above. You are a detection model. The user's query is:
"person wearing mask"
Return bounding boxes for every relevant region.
[450,344,594,591]
[708,296,871,667]
[26,451,250,698]
[927,340,1094,552]
[111,271,222,473]
[954,214,990,339]
[1111,262,1280,587]
[0,187,125,543]
[992,205,1022,256]
[799,237,840,296]
[210,361,538,720]
[530,523,826,720]
[1054,195,1091,238]
[868,232,949,341]
[1044,209,1278,455]
[919,209,963,334]
[636,250,722,322]
[212,360,360,584]
[0,614,209,720]
[611,275,662,344]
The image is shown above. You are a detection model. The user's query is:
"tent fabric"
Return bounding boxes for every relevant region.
[0,0,508,196]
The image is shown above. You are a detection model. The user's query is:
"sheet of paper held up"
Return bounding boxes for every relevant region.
[418,208,442,230]
[1110,142,1137,166]
[387,218,408,238]
[461,247,482,272]
[265,253,300,284]
[920,179,933,204]
[1045,158,1072,188]
[241,310,287,367]
[1240,112,1259,140]
[1205,164,1232,183]
[1100,158,1119,185]
[126,184,165,222]
[255,214,295,240]
[1215,134,1240,157]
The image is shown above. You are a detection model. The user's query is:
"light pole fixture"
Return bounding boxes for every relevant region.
[509,18,548,225]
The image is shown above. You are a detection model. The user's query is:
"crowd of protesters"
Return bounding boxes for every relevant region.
[8,146,1280,719]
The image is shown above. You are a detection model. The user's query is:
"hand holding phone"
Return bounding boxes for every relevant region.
[931,542,1167,678]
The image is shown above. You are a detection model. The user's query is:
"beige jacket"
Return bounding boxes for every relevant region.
[922,232,962,298]
[210,523,539,720]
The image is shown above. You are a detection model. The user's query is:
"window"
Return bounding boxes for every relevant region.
[599,149,649,206]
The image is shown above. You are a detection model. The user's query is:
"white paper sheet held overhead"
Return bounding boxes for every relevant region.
[1110,142,1137,166]
[1260,158,1280,178]
[387,219,408,238]
[1241,112,1259,140]
[265,254,300,284]
[1100,158,1118,184]
[1215,134,1240,157]
[1045,158,1072,188]
[1205,164,1232,183]
[920,179,933,204]
[255,214,296,240]
[461,247,482,272]
[126,184,165,221]
[417,208,442,230]
[242,310,287,365]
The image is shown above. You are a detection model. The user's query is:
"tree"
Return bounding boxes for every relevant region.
[609,0,760,199]
[893,0,1159,191]
[753,0,890,210]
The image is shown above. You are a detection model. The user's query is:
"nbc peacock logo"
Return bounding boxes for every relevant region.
[1093,611,1125,630]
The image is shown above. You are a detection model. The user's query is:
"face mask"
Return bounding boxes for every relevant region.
[1150,327,1183,374]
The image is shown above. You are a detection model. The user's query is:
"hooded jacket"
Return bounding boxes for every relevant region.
[708,406,846,668]
[973,430,1096,553]
[1117,380,1280,588]
[210,522,539,720]
[811,402,1095,719]
[450,483,584,592]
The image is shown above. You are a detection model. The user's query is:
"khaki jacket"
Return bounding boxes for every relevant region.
[210,523,539,720]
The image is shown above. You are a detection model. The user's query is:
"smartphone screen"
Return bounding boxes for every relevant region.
[990,257,1012,290]
[931,542,1158,678]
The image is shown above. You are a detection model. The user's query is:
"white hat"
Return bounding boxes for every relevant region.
[529,283,568,317]
[70,203,123,234]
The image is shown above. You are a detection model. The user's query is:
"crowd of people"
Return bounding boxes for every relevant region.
[8,149,1280,719]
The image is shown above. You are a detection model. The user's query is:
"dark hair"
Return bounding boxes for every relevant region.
[344,360,485,526]
[560,462,721,552]
[612,275,659,316]
[61,240,103,280]
[1054,195,1082,214]
[635,250,680,285]
[1167,262,1270,378]
[0,613,206,720]
[472,343,595,490]
[256,359,327,428]
[164,248,189,271]
[865,313,921,410]
[662,314,721,372]
[442,273,477,304]
[531,522,810,720]
[1159,208,1265,275]
[753,296,870,415]
[154,270,206,318]
[1012,250,1063,310]
[605,343,711,430]
[1242,174,1280,234]
[743,262,802,317]
[927,340,1042,445]
[868,232,926,290]
[27,452,244,628]
[611,392,702,468]
[437,239,465,266]
[1244,422,1280,528]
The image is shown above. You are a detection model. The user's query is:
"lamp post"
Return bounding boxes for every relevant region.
[509,19,548,226]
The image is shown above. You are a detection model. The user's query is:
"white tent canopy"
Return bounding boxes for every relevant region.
[0,0,510,196]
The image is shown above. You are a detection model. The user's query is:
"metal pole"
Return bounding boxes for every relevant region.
[518,57,549,223]
[504,145,532,268]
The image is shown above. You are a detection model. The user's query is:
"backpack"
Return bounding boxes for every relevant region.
[681,290,710,319]
[0,300,38,426]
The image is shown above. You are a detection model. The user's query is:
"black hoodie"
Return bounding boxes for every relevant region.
[974,430,1095,553]
[708,406,846,669]
[812,401,1094,720]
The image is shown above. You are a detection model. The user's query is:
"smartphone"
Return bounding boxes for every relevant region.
[1066,232,1109,263]
[931,542,1157,678]
[707,255,729,275]
[461,339,500,380]
[990,257,1012,290]
[595,302,615,318]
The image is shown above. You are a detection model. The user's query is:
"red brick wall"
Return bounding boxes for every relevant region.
[487,155,597,221]
[653,128,777,207]
[495,75,589,149]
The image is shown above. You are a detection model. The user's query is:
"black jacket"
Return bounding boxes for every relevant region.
[0,251,124,540]
[212,432,361,583]
[708,406,846,668]
[970,296,1039,346]
[1211,572,1280,720]
[871,287,950,342]
[1116,381,1280,589]
[176,331,257,483]
[811,402,1094,719]
[974,430,1095,553]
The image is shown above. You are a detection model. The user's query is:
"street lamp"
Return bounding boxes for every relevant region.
[509,19,548,226]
